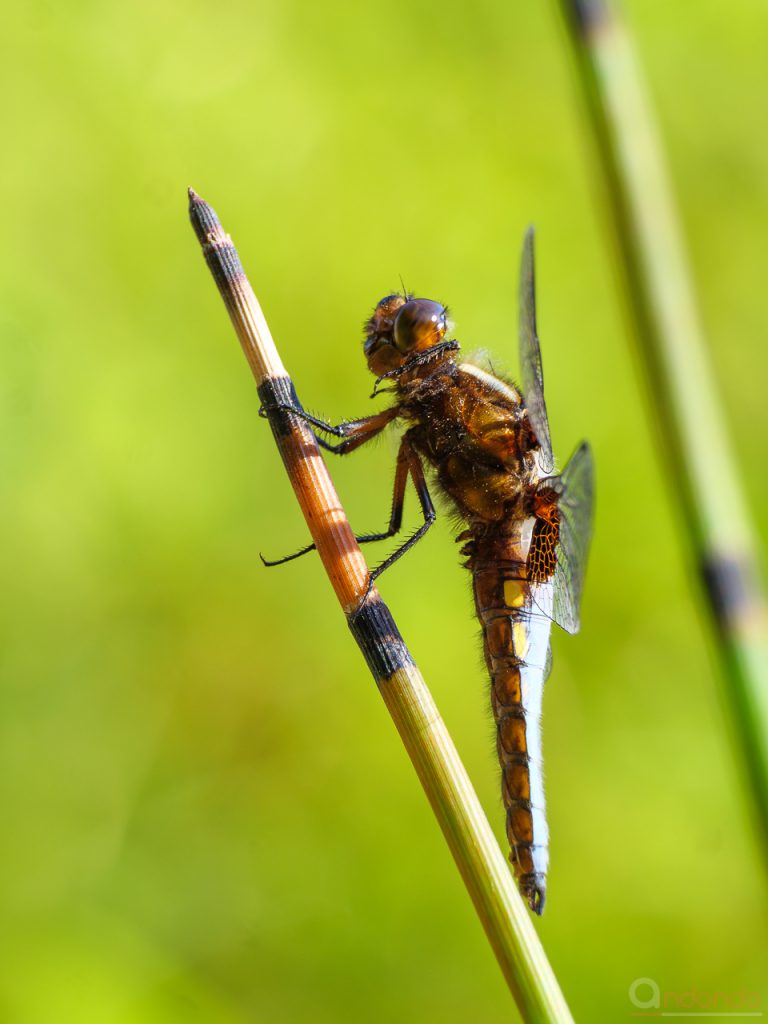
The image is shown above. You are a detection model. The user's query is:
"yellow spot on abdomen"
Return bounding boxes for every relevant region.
[503,579,526,608]
[512,621,529,660]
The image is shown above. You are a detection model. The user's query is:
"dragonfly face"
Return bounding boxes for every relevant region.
[266,230,594,914]
[364,295,449,377]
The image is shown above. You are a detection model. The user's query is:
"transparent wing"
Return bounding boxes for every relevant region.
[544,642,553,682]
[519,227,554,475]
[523,580,555,683]
[550,441,595,634]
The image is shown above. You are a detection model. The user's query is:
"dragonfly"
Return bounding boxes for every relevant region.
[263,229,594,914]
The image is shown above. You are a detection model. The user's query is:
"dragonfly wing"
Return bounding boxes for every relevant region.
[551,441,595,634]
[544,642,553,683]
[526,580,555,682]
[519,227,554,475]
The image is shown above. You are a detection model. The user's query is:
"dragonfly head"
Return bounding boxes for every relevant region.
[364,295,449,377]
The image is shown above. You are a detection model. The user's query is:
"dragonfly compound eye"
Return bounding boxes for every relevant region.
[393,299,447,354]
[364,293,409,376]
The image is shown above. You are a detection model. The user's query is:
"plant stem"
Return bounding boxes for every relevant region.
[187,189,574,1023]
[556,1,768,852]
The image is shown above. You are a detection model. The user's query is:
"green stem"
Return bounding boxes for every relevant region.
[556,1,768,852]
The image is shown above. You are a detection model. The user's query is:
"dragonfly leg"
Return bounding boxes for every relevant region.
[354,438,410,545]
[259,403,398,454]
[260,541,317,567]
[258,402,348,437]
[260,479,406,568]
[260,409,408,567]
[313,407,399,455]
[367,439,436,586]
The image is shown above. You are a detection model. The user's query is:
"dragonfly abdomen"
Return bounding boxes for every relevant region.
[471,557,552,915]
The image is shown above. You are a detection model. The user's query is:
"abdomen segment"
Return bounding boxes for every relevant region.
[472,558,554,915]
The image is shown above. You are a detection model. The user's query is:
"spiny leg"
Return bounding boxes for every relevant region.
[368,439,436,586]
[260,541,318,568]
[317,411,395,455]
[355,440,410,545]
[259,402,347,437]
[259,402,398,453]
[259,404,401,565]
[260,448,410,568]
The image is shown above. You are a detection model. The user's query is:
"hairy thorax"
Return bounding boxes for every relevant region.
[396,358,540,523]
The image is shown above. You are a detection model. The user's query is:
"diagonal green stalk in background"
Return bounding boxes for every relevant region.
[555,0,768,854]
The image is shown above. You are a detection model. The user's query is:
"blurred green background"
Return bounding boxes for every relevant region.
[2,1,767,1021]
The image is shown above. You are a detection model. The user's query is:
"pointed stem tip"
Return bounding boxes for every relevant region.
[187,188,223,246]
